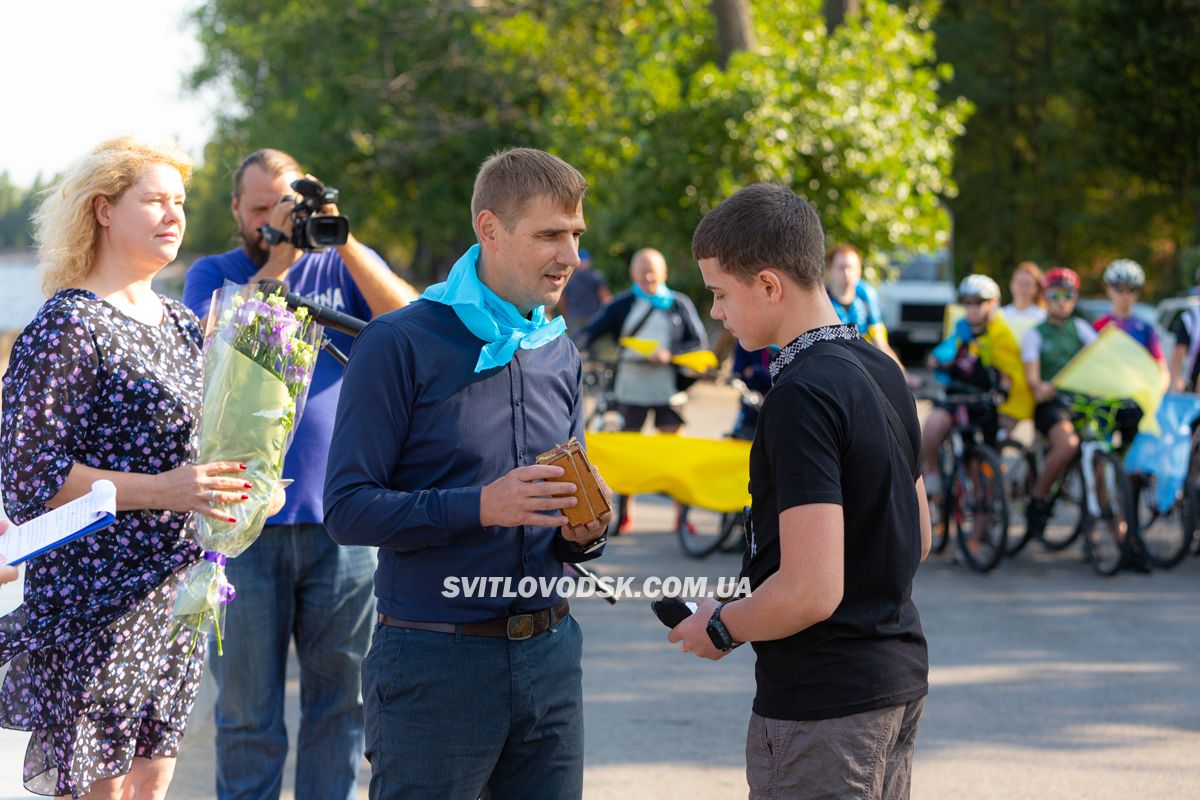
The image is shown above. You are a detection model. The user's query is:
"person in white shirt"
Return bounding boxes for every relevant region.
[1000,261,1047,346]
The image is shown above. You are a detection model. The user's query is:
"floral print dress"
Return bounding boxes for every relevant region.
[0,289,206,798]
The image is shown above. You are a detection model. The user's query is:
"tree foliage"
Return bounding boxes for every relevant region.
[185,0,967,292]
[936,0,1200,294]
[0,173,49,252]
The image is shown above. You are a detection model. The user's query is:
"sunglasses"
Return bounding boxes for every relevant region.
[1046,289,1077,302]
[1111,284,1139,294]
[959,297,986,307]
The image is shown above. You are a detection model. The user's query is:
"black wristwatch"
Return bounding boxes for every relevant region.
[706,602,736,653]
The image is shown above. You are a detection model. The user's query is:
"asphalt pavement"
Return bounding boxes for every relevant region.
[0,382,1196,798]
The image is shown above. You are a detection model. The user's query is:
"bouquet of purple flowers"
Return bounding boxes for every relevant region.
[174,283,322,653]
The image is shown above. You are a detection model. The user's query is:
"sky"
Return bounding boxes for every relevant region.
[1,1,220,186]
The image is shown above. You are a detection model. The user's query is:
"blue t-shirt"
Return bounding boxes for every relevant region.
[183,247,378,526]
[828,282,884,336]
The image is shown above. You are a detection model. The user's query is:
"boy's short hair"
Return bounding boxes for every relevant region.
[472,147,588,231]
[692,183,825,288]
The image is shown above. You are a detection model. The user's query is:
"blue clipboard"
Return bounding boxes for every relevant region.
[3,480,117,565]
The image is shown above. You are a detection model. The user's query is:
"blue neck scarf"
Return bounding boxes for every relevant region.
[633,283,674,311]
[422,244,567,373]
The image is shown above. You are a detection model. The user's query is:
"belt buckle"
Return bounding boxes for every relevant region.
[506,613,534,640]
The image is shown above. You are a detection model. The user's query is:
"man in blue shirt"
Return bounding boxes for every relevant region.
[183,148,417,800]
[826,243,904,367]
[325,147,610,799]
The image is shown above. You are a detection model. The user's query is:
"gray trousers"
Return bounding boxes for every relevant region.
[746,697,924,800]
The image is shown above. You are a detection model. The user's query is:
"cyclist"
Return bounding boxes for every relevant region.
[1020,268,1097,537]
[921,274,1023,496]
[1092,258,1168,443]
[1169,269,1200,392]
[826,244,904,367]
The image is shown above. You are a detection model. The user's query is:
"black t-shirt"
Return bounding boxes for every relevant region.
[745,328,928,721]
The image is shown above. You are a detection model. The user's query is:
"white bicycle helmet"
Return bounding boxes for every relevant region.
[1103,258,1145,288]
[957,274,1001,301]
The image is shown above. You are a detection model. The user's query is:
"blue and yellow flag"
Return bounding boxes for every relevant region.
[1052,325,1163,434]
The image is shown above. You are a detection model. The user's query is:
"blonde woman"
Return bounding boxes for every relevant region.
[0,137,250,799]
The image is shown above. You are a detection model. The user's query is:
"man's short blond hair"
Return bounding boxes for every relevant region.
[34,136,192,297]
[471,148,588,231]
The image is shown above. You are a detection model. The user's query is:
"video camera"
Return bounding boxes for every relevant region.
[286,177,349,250]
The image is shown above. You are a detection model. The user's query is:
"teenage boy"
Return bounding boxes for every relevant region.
[1094,257,1170,417]
[1021,267,1096,537]
[671,183,931,800]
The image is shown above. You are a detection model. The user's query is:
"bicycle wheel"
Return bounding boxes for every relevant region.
[998,440,1036,556]
[1040,460,1086,551]
[1080,449,1135,576]
[1185,436,1200,559]
[1138,449,1198,569]
[676,506,737,558]
[718,511,747,554]
[1131,472,1161,536]
[929,441,953,554]
[953,445,1009,573]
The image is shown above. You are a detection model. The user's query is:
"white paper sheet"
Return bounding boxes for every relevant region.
[0,480,117,565]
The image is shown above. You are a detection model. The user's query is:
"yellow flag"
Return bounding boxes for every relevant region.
[1052,325,1163,434]
[985,316,1034,421]
[671,350,719,373]
[585,432,751,512]
[617,338,718,374]
[617,337,657,357]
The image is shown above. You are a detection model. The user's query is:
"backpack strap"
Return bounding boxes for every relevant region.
[801,342,920,482]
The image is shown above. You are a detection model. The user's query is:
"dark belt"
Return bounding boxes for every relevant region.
[378,600,570,641]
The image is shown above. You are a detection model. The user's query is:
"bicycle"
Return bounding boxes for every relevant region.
[997,431,1037,556]
[928,385,1009,573]
[582,359,624,433]
[1128,425,1199,570]
[1059,394,1137,576]
[675,377,759,558]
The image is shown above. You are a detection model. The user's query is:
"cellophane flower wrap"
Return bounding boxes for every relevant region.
[174,282,322,653]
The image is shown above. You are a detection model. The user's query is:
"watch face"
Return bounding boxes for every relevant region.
[706,618,732,652]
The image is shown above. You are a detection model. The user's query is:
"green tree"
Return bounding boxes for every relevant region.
[187,0,967,293]
[0,172,47,252]
[482,0,968,291]
[936,0,1200,293]
[1075,0,1200,286]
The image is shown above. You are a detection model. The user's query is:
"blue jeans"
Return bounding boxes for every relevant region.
[362,613,585,799]
[209,523,376,800]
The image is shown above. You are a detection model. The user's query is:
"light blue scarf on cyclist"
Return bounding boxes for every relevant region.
[633,283,674,311]
[422,244,567,373]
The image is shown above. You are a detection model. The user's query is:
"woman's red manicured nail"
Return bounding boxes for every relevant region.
[240,494,249,500]
[239,464,247,470]
[227,517,237,523]
[243,482,252,489]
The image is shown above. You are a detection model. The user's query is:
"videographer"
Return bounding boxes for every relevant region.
[182,148,417,800]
